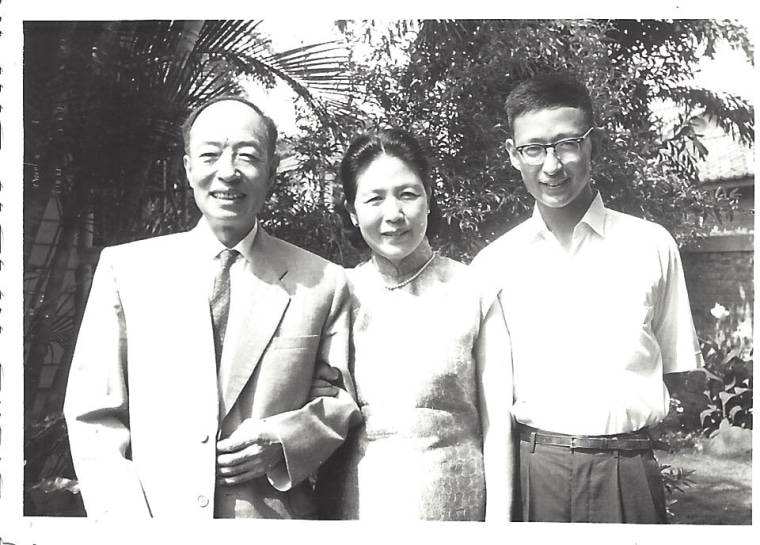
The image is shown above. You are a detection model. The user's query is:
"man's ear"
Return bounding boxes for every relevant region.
[505,139,521,171]
[589,128,602,161]
[183,155,193,187]
[268,154,280,186]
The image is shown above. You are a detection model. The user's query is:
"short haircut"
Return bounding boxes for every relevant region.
[338,128,443,249]
[181,96,278,158]
[504,72,595,136]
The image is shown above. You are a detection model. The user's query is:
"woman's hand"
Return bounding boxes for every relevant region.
[309,360,344,400]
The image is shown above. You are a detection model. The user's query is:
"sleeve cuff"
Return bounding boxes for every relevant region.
[267,459,292,492]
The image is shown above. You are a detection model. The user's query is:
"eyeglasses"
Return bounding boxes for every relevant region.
[514,127,594,166]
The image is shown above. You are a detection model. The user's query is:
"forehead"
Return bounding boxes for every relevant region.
[189,101,268,146]
[356,155,423,191]
[512,106,587,142]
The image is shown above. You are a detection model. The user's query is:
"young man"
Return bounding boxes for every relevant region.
[64,97,360,518]
[472,73,703,523]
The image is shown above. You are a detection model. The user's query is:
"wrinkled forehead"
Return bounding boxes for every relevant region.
[188,101,269,146]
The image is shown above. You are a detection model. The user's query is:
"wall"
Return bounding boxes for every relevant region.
[681,246,754,341]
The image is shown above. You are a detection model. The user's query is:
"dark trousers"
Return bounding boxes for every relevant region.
[518,440,667,523]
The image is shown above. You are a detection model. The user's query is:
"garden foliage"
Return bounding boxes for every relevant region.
[282,19,754,263]
[22,19,754,516]
[662,305,753,437]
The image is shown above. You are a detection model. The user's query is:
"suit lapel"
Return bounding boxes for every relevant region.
[171,232,221,420]
[218,229,290,420]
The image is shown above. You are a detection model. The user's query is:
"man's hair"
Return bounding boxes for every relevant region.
[504,72,595,136]
[181,96,278,158]
[337,128,443,249]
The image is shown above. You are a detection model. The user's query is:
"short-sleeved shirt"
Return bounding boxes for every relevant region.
[472,193,703,435]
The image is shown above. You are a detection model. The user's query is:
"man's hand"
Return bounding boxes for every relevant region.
[216,419,285,486]
[308,361,344,401]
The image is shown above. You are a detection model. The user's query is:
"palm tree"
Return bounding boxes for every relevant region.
[23,20,354,513]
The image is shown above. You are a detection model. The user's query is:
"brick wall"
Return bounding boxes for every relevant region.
[681,248,754,340]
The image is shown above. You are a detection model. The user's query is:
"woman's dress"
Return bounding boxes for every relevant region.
[318,242,488,520]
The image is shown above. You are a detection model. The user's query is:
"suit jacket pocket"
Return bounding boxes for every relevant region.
[250,335,322,413]
[268,335,320,351]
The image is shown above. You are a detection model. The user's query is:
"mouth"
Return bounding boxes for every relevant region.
[210,190,245,201]
[381,230,409,238]
[541,178,568,188]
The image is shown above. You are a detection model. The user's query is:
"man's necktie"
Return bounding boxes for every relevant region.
[210,249,239,367]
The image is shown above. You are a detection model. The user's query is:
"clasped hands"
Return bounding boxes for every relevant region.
[216,361,343,485]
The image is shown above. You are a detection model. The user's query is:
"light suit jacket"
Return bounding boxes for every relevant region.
[64,224,360,519]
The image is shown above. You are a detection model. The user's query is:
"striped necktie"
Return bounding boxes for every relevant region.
[210,249,239,367]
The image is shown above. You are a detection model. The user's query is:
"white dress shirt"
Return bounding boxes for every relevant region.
[194,218,259,375]
[472,193,703,435]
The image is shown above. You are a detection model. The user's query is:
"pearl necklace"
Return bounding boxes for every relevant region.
[382,252,437,291]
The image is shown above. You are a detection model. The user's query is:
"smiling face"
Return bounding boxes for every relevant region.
[348,154,429,266]
[506,106,594,218]
[184,100,277,247]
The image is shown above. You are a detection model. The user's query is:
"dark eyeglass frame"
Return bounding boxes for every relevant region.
[514,127,594,164]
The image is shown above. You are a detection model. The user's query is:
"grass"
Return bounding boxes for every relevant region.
[657,448,752,525]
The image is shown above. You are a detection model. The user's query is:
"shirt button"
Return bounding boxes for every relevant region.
[198,495,209,508]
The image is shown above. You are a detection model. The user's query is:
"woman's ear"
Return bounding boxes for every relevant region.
[344,197,359,227]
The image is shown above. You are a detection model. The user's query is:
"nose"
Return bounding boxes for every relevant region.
[383,197,404,222]
[541,147,563,175]
[216,152,240,183]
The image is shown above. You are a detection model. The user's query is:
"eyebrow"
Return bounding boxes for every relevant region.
[194,140,262,149]
[357,183,423,194]
[521,132,585,144]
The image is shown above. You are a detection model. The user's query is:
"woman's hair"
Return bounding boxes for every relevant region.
[504,72,595,136]
[338,128,443,249]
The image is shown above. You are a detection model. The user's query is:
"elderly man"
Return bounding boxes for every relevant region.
[64,97,360,519]
[472,73,703,523]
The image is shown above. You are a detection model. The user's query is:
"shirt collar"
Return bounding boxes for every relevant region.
[194,217,258,263]
[527,191,607,240]
[579,192,606,238]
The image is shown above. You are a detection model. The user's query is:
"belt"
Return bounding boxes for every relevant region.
[518,424,667,451]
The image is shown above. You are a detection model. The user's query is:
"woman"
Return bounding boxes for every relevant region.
[317,128,514,521]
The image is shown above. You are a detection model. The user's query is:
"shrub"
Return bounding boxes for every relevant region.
[661,303,753,437]
[24,414,85,516]
[660,464,696,519]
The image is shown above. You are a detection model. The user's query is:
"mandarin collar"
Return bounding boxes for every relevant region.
[369,237,434,281]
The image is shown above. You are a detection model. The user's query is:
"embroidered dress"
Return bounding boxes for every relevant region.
[318,240,487,520]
